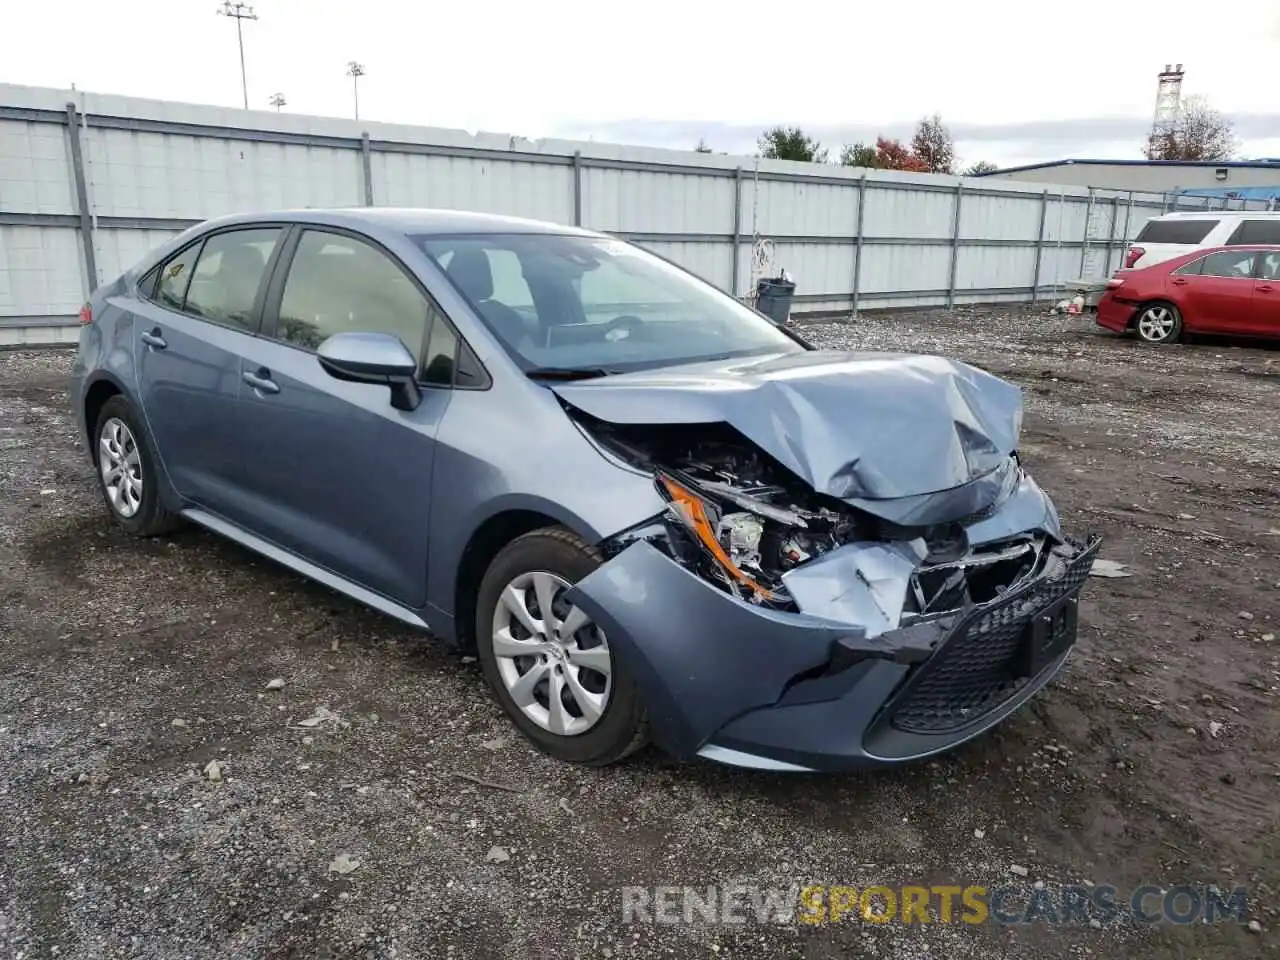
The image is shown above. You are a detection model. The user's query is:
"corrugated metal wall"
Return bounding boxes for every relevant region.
[2,82,1268,346]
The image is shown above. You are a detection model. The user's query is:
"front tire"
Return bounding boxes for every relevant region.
[1134,302,1182,344]
[475,526,648,765]
[93,395,181,537]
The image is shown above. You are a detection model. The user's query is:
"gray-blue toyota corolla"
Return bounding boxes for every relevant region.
[69,208,1099,772]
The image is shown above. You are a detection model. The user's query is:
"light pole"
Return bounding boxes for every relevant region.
[269,92,286,112]
[346,61,365,121]
[216,1,259,109]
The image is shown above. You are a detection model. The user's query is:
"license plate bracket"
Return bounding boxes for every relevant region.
[1013,594,1079,678]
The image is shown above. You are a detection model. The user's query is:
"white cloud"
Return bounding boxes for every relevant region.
[6,0,1279,167]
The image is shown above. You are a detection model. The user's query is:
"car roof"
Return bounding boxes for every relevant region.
[196,207,604,238]
[1155,211,1280,220]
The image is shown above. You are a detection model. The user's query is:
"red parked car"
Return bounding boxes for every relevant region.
[1097,244,1280,344]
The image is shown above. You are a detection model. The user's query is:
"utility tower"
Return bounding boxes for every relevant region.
[346,62,366,121]
[1150,63,1185,142]
[217,1,259,110]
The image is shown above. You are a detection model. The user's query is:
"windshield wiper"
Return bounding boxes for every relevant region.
[524,366,614,381]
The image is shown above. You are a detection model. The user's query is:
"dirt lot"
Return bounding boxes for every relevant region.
[1,307,1277,960]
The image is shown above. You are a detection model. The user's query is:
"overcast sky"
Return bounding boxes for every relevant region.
[7,0,1280,168]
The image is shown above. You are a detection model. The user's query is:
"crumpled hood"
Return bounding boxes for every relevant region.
[551,349,1023,501]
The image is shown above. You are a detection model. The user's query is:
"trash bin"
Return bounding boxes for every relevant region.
[755,276,795,324]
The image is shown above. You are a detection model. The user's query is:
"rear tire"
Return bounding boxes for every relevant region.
[1133,301,1182,344]
[92,395,181,537]
[475,526,648,765]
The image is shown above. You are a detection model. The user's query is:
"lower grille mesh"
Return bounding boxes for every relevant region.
[888,539,1098,735]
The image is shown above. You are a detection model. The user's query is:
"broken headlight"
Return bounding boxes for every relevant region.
[657,473,783,602]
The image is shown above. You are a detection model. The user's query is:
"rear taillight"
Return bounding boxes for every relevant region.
[78,302,93,325]
[1123,247,1145,269]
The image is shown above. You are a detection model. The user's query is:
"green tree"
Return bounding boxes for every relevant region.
[839,142,879,168]
[910,114,955,174]
[964,160,998,176]
[758,126,828,163]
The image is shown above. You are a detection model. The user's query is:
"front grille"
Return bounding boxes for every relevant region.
[887,538,1099,735]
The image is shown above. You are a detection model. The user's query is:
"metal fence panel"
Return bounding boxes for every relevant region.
[860,244,952,294]
[586,167,732,234]
[375,151,573,222]
[8,81,1260,344]
[771,240,856,295]
[960,192,1041,242]
[94,227,185,285]
[636,240,734,290]
[956,245,1038,291]
[746,178,859,238]
[861,185,955,240]
[0,118,76,215]
[0,224,84,316]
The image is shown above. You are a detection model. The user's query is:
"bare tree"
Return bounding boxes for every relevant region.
[758,126,829,163]
[910,114,955,174]
[694,138,713,153]
[964,160,998,176]
[1144,96,1238,161]
[839,142,879,168]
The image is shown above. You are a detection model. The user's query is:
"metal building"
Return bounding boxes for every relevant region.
[979,159,1280,201]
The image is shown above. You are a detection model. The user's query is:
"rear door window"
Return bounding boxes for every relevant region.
[184,228,282,331]
[1134,219,1219,244]
[1258,251,1280,281]
[1225,219,1280,245]
[154,244,202,312]
[1196,250,1257,279]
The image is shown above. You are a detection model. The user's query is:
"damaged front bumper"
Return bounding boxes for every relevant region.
[565,529,1100,773]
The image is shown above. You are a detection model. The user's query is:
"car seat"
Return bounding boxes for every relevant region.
[446,248,536,349]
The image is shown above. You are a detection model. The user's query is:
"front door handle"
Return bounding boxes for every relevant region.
[1171,278,1189,286]
[242,369,280,394]
[140,328,167,349]
[1257,284,1274,294]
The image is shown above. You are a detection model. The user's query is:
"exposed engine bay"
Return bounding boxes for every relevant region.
[577,413,1064,629]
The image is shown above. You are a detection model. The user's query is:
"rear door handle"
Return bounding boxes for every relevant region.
[140,329,167,349]
[242,369,280,394]
[1257,284,1274,293]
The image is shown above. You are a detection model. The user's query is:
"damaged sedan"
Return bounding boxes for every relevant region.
[69,208,1098,773]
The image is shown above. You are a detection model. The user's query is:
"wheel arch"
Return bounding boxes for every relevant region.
[449,500,604,652]
[82,373,130,460]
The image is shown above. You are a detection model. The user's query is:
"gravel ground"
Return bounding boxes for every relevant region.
[1,307,1277,960]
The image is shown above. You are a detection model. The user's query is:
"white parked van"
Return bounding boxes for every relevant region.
[1124,212,1280,270]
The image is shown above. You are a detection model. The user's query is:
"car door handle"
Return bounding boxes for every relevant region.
[1258,284,1274,294]
[1171,278,1189,286]
[140,329,167,349]
[242,369,280,394]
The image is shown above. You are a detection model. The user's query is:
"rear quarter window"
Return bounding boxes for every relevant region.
[1226,219,1280,245]
[1134,219,1220,244]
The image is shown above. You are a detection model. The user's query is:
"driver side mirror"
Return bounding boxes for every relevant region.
[317,332,422,411]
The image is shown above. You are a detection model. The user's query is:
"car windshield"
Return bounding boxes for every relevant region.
[417,232,804,373]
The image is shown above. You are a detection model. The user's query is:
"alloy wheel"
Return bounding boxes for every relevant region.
[98,417,143,518]
[1137,305,1176,342]
[490,570,612,736]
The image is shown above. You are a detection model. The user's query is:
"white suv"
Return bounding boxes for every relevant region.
[1124,212,1280,270]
